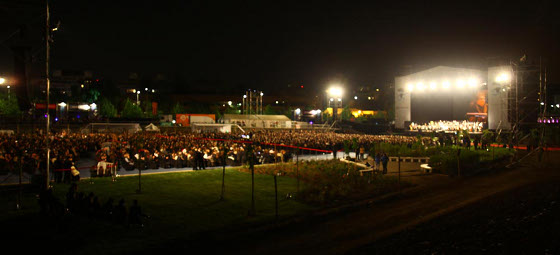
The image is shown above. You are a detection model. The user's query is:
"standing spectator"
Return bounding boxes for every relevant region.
[359,145,365,161]
[374,153,381,171]
[381,152,389,174]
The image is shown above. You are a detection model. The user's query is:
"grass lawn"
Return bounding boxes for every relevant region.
[1,168,315,254]
[1,160,409,254]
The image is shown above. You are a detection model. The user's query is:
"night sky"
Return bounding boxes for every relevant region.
[1,0,559,91]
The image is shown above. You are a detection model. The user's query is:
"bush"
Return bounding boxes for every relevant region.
[239,160,409,205]
[429,147,514,176]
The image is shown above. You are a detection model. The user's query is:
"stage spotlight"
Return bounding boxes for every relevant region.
[406,83,414,92]
[456,80,465,88]
[429,82,437,90]
[468,78,478,87]
[416,82,424,91]
[442,81,450,89]
[495,73,510,83]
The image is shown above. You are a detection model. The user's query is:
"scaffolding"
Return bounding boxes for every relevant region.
[505,57,547,150]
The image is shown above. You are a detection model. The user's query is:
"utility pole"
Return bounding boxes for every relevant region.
[45,0,51,190]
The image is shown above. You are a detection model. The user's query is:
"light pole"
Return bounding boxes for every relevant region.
[242,94,247,114]
[294,108,301,121]
[136,90,141,105]
[327,86,343,123]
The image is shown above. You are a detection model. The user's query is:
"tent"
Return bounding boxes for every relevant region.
[144,123,160,132]
[81,123,142,134]
[220,114,292,128]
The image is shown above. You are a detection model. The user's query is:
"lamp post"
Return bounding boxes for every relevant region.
[294,108,301,121]
[242,94,247,114]
[136,90,141,105]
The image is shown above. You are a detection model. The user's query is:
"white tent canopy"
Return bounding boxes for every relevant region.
[144,123,160,132]
[220,114,292,128]
[81,123,142,134]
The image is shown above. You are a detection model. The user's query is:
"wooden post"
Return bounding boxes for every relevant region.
[296,146,300,193]
[17,157,22,210]
[457,148,461,177]
[248,144,256,216]
[274,174,278,221]
[398,152,401,193]
[136,166,142,194]
[220,144,226,201]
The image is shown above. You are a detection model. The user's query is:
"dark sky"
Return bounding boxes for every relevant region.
[1,0,559,91]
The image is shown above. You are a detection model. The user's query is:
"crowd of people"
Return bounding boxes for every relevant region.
[409,120,485,133]
[0,130,423,181]
[38,183,147,226]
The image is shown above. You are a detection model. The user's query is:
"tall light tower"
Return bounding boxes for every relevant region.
[327,86,343,122]
[242,89,263,115]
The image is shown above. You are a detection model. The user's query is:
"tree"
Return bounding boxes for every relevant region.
[224,105,240,114]
[0,94,20,117]
[171,102,185,114]
[84,88,101,103]
[98,97,117,118]
[121,98,143,118]
[141,100,153,117]
[263,104,276,115]
[341,105,352,121]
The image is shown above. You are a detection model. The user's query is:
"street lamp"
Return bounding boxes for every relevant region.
[136,90,141,105]
[294,108,301,120]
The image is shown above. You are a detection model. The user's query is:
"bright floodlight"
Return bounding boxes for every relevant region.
[0,77,5,84]
[416,82,425,91]
[172,120,176,124]
[327,86,343,97]
[337,98,342,102]
[442,81,450,89]
[58,102,67,107]
[468,78,478,87]
[227,101,232,106]
[354,96,358,100]
[295,108,301,114]
[310,110,317,115]
[90,103,97,110]
[137,91,141,94]
[429,82,437,90]
[406,83,414,92]
[456,80,465,88]
[540,102,545,105]
[495,72,510,83]
[330,98,334,102]
[260,92,264,96]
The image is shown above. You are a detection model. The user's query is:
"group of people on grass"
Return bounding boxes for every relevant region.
[38,183,146,226]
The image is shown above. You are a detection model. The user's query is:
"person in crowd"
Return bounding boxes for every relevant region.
[381,152,389,174]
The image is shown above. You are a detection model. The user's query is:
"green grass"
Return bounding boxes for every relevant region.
[1,169,315,254]
[1,161,410,254]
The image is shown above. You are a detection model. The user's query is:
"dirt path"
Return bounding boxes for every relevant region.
[225,153,560,254]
